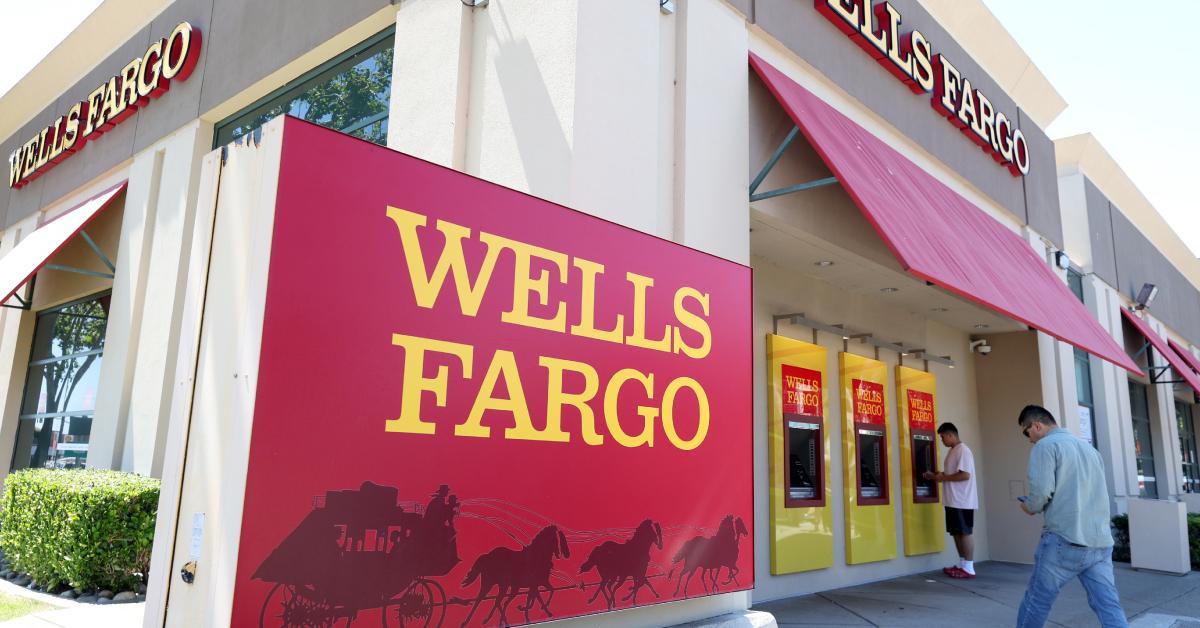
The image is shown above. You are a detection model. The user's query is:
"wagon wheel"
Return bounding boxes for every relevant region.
[381,578,446,628]
[259,582,339,628]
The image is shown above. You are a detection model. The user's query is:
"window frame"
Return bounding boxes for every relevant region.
[11,291,112,471]
[213,25,395,148]
[1178,400,1200,493]
[1128,380,1158,498]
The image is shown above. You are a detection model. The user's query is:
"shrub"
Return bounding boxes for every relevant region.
[1111,514,1130,562]
[1113,512,1200,569]
[0,469,159,591]
[1190,513,1200,570]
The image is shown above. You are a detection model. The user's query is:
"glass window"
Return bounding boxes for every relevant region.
[1178,401,1199,493]
[1066,268,1085,302]
[1075,348,1097,447]
[1065,269,1098,447]
[214,27,394,147]
[11,294,109,470]
[1128,381,1158,498]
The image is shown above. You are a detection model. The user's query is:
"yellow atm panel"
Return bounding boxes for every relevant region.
[767,334,833,574]
[840,352,896,564]
[897,365,946,556]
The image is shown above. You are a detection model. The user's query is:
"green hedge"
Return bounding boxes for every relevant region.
[1112,512,1200,569]
[0,469,159,591]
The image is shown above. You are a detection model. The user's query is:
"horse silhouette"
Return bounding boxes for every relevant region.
[578,519,663,609]
[669,515,749,597]
[460,524,569,627]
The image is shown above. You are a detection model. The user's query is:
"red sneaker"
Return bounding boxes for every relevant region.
[942,566,958,575]
[948,566,976,579]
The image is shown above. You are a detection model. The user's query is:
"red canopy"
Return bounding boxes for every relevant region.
[0,181,126,305]
[749,53,1142,375]
[1120,309,1200,394]
[1168,339,1200,378]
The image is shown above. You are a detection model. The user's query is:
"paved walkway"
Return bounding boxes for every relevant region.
[752,562,1200,628]
[0,561,1194,627]
[0,578,143,628]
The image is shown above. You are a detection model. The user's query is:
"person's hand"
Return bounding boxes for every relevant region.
[1019,501,1033,516]
[922,471,935,481]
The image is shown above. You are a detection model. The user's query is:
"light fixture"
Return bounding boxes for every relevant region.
[880,287,899,293]
[1054,251,1071,270]
[930,307,949,313]
[970,339,992,355]
[660,0,675,13]
[973,324,989,329]
[814,260,834,267]
[1134,283,1158,310]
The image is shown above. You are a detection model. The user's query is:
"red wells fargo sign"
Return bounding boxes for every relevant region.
[231,118,753,627]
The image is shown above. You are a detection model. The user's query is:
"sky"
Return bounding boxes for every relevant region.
[0,2,1196,255]
[980,0,1199,256]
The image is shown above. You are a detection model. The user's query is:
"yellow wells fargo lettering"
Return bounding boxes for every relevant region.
[381,206,713,452]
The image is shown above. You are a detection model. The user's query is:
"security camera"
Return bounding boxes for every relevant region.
[970,339,991,355]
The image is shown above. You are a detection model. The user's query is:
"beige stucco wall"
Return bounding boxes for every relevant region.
[751,257,985,600]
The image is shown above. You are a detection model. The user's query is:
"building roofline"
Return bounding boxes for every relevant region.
[0,0,169,143]
[918,0,1067,129]
[1056,132,1200,291]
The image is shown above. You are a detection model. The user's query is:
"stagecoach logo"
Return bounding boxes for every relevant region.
[6,22,201,189]
[253,481,749,626]
[815,0,1030,177]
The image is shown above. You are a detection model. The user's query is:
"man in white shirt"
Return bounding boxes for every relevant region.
[923,422,978,578]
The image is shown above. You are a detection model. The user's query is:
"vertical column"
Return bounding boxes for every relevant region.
[0,221,37,484]
[87,149,163,471]
[121,122,211,477]
[1147,317,1183,499]
[1088,277,1136,511]
[673,0,749,264]
[388,0,470,169]
[569,0,666,235]
[87,121,210,476]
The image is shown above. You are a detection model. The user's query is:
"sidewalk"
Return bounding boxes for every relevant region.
[752,562,1200,628]
[0,578,143,628]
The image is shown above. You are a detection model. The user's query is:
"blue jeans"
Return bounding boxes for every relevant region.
[1016,531,1128,627]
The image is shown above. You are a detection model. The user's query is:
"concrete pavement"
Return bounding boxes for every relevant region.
[752,561,1200,628]
[0,577,143,628]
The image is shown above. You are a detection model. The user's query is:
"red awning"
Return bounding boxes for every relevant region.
[0,181,126,304]
[1120,309,1200,394]
[749,53,1142,375]
[1168,339,1200,378]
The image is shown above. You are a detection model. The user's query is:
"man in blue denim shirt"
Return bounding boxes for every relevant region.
[1016,405,1128,628]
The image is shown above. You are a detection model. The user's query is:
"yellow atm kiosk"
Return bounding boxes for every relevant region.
[767,334,833,573]
[897,365,946,555]
[840,352,896,564]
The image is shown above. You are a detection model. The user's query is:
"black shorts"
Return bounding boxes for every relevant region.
[945,507,974,535]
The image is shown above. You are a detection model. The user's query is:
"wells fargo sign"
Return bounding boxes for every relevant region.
[7,22,201,189]
[232,117,753,627]
[815,0,1030,176]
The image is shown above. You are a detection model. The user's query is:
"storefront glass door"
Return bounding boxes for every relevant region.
[10,293,109,470]
[1128,381,1158,498]
[1177,400,1199,493]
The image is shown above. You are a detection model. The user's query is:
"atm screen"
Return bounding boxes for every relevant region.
[787,420,820,501]
[913,434,936,498]
[857,428,886,500]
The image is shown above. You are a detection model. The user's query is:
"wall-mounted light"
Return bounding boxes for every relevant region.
[1054,250,1071,270]
[660,0,676,14]
[970,339,992,355]
[1134,283,1158,310]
